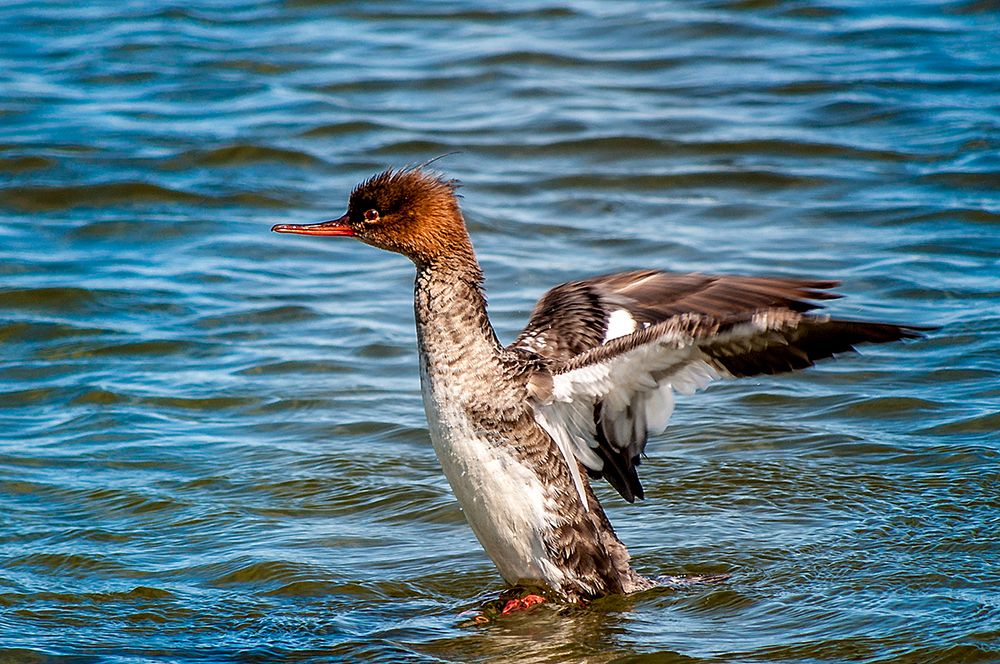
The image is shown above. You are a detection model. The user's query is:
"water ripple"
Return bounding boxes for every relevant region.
[0,0,997,661]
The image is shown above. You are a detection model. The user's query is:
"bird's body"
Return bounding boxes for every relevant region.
[411,260,645,598]
[273,167,924,601]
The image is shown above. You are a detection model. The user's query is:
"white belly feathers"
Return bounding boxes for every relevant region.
[418,361,566,589]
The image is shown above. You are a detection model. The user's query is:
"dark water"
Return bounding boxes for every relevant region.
[1,0,998,661]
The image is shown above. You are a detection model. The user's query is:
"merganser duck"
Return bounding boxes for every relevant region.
[272,167,924,602]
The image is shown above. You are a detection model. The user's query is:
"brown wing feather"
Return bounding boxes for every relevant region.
[510,279,608,361]
[515,270,928,503]
[599,270,841,321]
[511,269,843,361]
[702,317,927,377]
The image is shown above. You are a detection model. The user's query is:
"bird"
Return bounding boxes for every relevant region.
[272,166,925,603]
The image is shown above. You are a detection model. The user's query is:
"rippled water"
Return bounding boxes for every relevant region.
[1,1,998,661]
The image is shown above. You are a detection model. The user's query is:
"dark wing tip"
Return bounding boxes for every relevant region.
[590,404,647,503]
[607,467,644,504]
[800,279,841,292]
[899,324,938,339]
[840,320,935,343]
[775,279,844,310]
[705,317,932,379]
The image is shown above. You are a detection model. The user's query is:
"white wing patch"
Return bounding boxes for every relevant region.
[530,319,753,508]
[604,309,637,342]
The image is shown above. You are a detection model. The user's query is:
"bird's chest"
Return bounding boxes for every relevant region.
[417,353,564,587]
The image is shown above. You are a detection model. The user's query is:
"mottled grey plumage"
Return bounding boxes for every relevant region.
[272,166,927,601]
[411,261,648,599]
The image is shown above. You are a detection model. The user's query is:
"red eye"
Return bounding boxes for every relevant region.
[364,209,379,222]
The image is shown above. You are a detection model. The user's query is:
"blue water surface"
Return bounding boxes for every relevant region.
[1,1,998,662]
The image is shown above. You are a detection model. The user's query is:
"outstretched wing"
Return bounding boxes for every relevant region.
[510,270,841,361]
[511,271,924,504]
